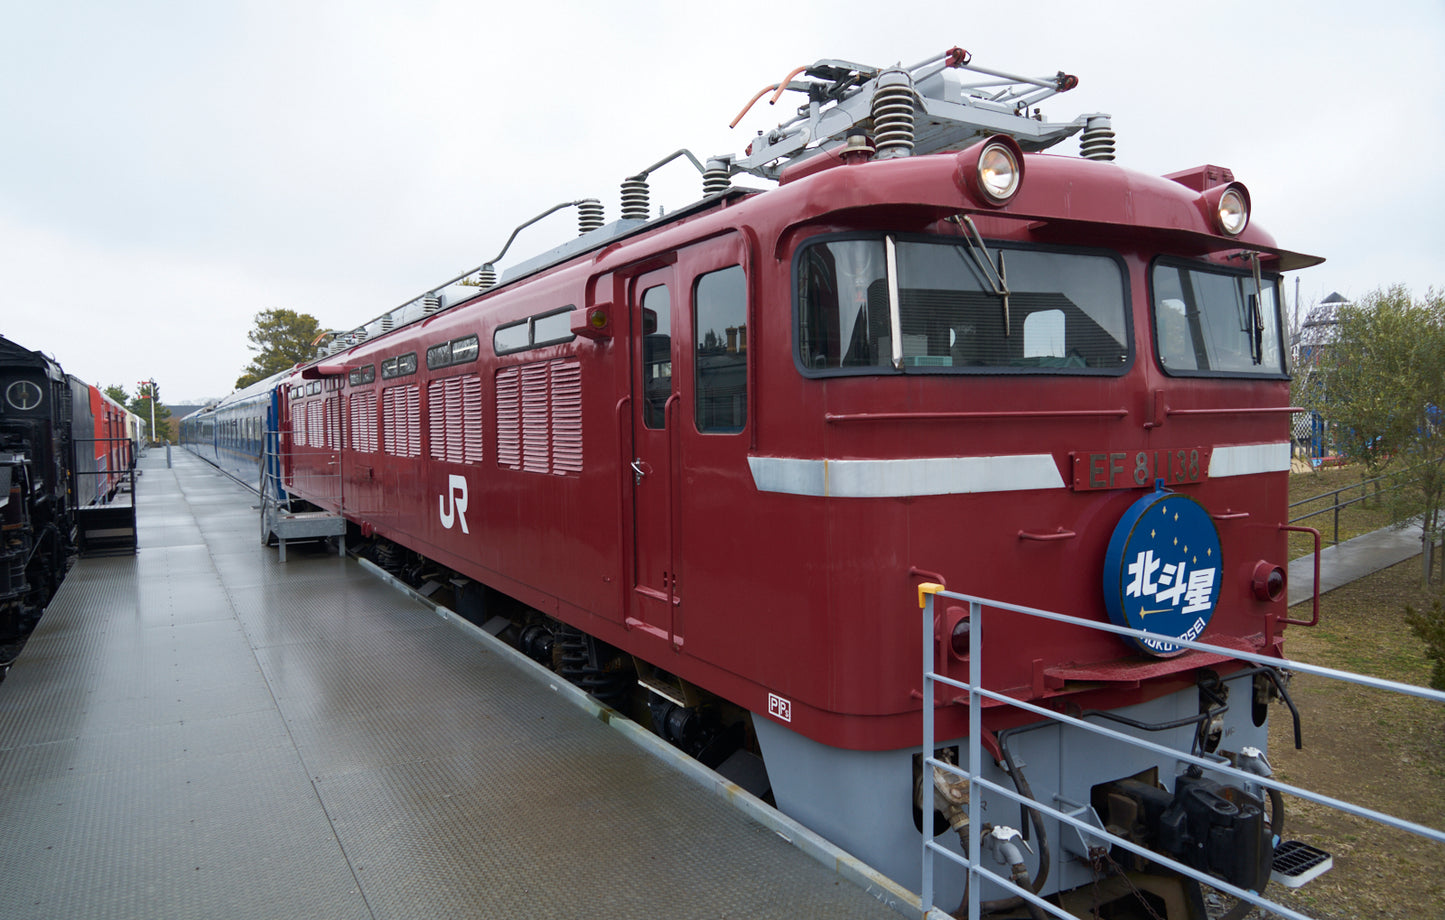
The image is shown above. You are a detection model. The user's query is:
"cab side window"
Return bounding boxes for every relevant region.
[640,286,671,430]
[693,265,747,432]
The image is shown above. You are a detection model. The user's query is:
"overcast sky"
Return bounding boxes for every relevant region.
[3,0,1441,403]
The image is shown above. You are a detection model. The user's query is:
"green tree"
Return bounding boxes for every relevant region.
[236,309,323,389]
[1301,285,1445,572]
[104,384,129,405]
[1405,599,1445,690]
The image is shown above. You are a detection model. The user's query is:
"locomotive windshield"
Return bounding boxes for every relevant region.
[795,236,1129,374]
[1151,260,1286,376]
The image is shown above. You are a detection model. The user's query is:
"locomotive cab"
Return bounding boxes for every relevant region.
[737,142,1319,916]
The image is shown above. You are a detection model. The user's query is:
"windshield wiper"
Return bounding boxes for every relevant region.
[1249,252,1266,365]
[959,215,1012,337]
[1231,251,1267,365]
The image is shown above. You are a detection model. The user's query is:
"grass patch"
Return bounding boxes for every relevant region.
[1263,558,1445,920]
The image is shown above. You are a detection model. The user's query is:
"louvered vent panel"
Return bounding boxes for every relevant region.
[359,392,372,453]
[383,387,400,456]
[428,380,447,460]
[370,391,380,452]
[326,396,341,449]
[520,363,550,473]
[403,385,421,458]
[292,403,306,447]
[347,393,362,453]
[351,391,377,453]
[496,367,521,469]
[550,360,583,474]
[462,375,483,463]
[370,392,380,453]
[445,377,464,463]
[367,391,378,452]
[309,401,323,447]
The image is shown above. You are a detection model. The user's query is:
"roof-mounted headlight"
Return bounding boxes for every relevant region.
[957,135,1025,207]
[1217,186,1249,235]
[1202,182,1250,236]
[979,142,1021,202]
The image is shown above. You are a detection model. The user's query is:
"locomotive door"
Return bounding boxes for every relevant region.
[628,267,679,643]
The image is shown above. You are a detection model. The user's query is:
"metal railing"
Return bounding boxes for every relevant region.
[1287,463,1429,546]
[72,436,137,508]
[261,426,346,511]
[71,437,139,555]
[259,432,347,561]
[917,584,1445,920]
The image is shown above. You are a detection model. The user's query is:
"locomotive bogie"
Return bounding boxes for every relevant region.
[756,675,1272,907]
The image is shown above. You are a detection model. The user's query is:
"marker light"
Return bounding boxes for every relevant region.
[978,141,1021,203]
[1252,560,1286,602]
[950,617,971,657]
[570,303,613,340]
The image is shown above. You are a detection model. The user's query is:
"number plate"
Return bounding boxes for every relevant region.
[1072,448,1211,491]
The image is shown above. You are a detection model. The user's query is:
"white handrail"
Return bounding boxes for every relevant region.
[919,585,1445,920]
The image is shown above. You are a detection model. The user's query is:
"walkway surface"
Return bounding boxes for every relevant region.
[0,451,902,920]
[1287,521,1425,607]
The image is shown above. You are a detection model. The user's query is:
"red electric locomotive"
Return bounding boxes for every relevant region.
[81,386,136,505]
[277,50,1322,917]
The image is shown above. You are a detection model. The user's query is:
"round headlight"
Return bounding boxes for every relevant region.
[1217,187,1249,236]
[978,142,1021,203]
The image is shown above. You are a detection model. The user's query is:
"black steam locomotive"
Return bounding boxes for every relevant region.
[0,334,134,673]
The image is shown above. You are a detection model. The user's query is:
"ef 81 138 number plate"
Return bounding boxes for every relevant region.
[1072,448,1211,491]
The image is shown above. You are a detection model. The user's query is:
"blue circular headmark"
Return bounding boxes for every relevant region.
[1102,484,1222,657]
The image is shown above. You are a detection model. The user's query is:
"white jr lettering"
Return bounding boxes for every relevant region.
[439,474,469,534]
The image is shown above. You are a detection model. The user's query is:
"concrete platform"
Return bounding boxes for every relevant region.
[1288,521,1425,607]
[0,452,903,920]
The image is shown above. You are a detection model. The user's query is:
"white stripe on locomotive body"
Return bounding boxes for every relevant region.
[1207,442,1292,478]
[748,441,1292,498]
[746,454,1066,498]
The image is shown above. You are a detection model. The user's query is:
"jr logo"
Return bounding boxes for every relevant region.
[438,474,469,534]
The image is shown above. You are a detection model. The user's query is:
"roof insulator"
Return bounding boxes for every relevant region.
[620,176,650,221]
[1080,115,1116,161]
[703,158,732,197]
[578,198,604,234]
[872,69,915,160]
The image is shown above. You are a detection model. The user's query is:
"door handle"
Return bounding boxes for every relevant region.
[631,458,647,484]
